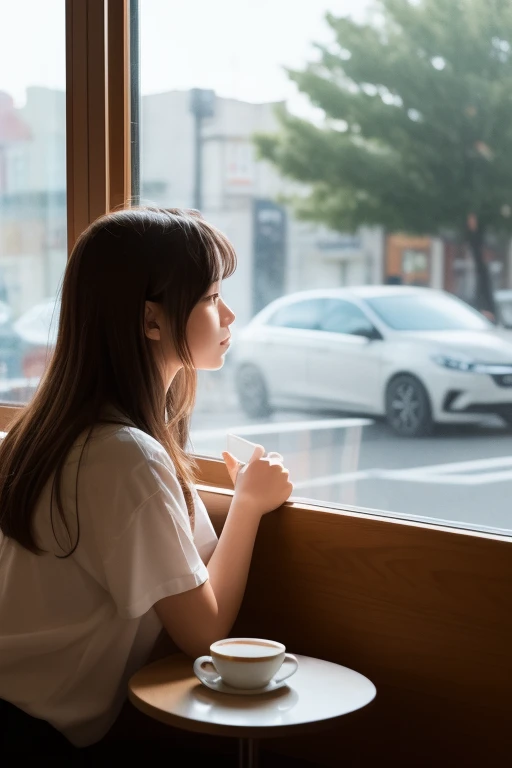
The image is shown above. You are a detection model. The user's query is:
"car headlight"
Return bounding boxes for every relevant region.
[431,354,475,372]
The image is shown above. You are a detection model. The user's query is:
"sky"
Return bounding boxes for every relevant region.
[0,0,369,108]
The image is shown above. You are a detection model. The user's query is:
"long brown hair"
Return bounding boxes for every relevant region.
[0,207,236,554]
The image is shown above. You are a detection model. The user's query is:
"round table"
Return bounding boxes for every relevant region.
[128,652,376,768]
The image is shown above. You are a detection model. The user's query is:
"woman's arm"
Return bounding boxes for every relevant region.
[154,447,292,658]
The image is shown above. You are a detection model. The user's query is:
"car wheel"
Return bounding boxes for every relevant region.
[235,364,273,418]
[385,374,433,437]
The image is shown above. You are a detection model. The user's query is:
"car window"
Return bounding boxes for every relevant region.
[266,299,326,330]
[321,299,376,337]
[366,293,491,331]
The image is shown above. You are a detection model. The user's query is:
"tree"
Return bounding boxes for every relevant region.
[255,0,512,315]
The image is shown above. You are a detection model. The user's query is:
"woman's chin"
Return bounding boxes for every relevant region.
[198,358,226,372]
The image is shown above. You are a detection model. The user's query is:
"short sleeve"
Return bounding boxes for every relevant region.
[191,486,218,565]
[100,440,209,619]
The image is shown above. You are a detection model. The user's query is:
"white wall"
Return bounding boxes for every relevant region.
[20,87,66,194]
[142,91,195,207]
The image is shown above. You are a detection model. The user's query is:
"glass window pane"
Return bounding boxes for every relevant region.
[138,0,512,537]
[367,293,492,332]
[0,1,66,403]
[321,300,375,336]
[268,299,325,330]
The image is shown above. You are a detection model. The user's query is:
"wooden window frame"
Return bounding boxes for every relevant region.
[66,0,131,246]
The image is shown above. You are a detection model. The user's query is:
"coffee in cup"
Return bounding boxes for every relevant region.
[193,637,298,690]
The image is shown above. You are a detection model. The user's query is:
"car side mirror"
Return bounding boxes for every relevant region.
[357,327,382,341]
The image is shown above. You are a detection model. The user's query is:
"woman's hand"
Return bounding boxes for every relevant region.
[222,445,293,517]
[222,449,249,487]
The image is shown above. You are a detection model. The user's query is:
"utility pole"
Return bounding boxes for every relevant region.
[189,89,215,212]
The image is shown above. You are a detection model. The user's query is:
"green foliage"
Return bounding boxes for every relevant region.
[255,0,512,238]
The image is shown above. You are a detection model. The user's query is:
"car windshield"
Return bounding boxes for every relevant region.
[365,293,493,332]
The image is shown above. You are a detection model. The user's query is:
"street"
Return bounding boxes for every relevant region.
[191,368,512,536]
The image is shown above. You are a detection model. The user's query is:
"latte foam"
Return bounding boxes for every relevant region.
[212,639,281,659]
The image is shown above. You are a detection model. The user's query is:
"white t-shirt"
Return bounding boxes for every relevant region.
[0,422,218,747]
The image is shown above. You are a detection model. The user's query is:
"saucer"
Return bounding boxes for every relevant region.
[194,667,290,696]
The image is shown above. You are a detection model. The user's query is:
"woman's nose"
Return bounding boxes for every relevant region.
[222,300,235,325]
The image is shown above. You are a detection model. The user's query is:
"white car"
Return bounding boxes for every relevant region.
[232,286,512,437]
[495,289,512,336]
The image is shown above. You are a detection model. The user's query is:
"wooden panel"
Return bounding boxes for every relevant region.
[195,456,233,488]
[86,0,109,224]
[200,497,511,766]
[0,405,22,431]
[107,0,131,211]
[66,0,90,248]
[66,0,109,249]
[66,0,130,246]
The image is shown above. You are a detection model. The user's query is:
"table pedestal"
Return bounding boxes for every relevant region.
[239,737,259,768]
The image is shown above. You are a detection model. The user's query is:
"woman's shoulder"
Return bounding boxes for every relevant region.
[69,425,183,533]
[87,423,175,476]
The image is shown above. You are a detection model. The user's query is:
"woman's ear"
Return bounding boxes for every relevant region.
[144,301,161,341]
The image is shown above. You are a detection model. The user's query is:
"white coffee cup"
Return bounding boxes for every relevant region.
[193,637,299,690]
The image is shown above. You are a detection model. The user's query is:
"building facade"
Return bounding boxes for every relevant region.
[141,90,384,326]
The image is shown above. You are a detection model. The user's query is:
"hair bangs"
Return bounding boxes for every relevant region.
[199,219,237,285]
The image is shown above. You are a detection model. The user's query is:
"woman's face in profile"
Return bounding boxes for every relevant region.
[144,281,235,387]
[186,281,236,371]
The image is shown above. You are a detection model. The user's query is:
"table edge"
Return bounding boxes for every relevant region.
[127,686,377,739]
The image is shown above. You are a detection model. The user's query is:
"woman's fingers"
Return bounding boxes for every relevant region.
[223,446,286,491]
[247,444,266,464]
[221,451,241,484]
[265,451,284,465]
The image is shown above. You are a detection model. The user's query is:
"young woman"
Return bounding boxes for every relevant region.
[0,207,293,757]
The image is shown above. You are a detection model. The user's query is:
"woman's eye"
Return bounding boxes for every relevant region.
[207,293,220,303]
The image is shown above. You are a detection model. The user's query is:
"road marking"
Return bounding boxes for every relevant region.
[388,455,512,475]
[380,455,512,485]
[293,470,373,490]
[294,456,512,489]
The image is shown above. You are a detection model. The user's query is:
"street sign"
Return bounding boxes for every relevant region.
[189,88,215,119]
